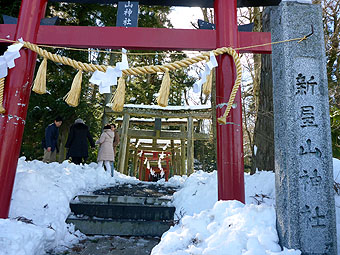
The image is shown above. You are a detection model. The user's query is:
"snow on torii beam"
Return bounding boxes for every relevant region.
[0,24,272,53]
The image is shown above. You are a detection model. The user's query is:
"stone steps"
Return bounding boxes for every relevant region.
[70,202,175,220]
[66,189,176,236]
[76,194,172,206]
[67,216,173,236]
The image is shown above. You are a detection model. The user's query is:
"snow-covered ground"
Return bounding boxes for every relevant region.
[0,157,339,255]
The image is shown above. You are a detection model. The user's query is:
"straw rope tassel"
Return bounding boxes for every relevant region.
[202,70,213,96]
[110,76,126,112]
[217,48,242,125]
[32,58,48,94]
[64,70,82,107]
[157,70,171,107]
[0,78,5,113]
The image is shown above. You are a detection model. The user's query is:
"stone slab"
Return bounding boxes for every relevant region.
[70,202,175,220]
[93,183,178,198]
[76,194,172,205]
[66,216,173,236]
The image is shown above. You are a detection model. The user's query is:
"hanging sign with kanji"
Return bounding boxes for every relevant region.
[116,1,139,27]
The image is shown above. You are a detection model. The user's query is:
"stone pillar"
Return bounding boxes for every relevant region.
[271,2,337,254]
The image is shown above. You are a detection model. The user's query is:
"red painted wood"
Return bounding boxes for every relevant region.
[0,0,48,218]
[0,24,271,53]
[214,0,245,203]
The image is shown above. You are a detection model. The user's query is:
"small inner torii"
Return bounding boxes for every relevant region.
[107,104,211,181]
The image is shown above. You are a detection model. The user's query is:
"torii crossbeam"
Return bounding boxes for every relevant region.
[0,0,274,218]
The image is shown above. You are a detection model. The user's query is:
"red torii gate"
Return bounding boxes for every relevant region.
[0,0,272,218]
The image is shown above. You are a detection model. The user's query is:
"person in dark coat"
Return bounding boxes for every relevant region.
[42,116,63,163]
[65,118,95,165]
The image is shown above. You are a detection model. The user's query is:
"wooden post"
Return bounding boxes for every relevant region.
[180,125,186,175]
[187,116,194,175]
[170,140,175,177]
[165,156,170,181]
[123,137,130,175]
[118,113,130,173]
[173,150,177,175]
[132,140,139,177]
[176,148,181,175]
[101,93,111,128]
[138,152,144,180]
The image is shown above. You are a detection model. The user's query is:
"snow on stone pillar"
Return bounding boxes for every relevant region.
[271,1,337,254]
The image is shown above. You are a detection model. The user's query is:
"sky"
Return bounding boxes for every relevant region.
[0,157,339,255]
[168,7,204,29]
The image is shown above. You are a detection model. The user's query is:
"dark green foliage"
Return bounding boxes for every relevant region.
[0,0,21,19]
[1,2,215,171]
[9,2,196,163]
[21,2,109,161]
[0,0,21,54]
[194,139,216,172]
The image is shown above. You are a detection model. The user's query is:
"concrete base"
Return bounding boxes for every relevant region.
[67,215,173,236]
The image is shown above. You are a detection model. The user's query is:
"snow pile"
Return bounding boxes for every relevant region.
[152,160,340,254]
[152,170,299,255]
[152,201,300,255]
[0,219,52,255]
[245,170,276,205]
[1,158,125,255]
[172,170,218,217]
[0,157,339,255]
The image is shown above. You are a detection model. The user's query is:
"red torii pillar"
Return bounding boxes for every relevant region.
[0,0,271,218]
[215,0,245,202]
[0,0,47,218]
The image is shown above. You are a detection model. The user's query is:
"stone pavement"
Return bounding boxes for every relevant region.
[53,236,160,255]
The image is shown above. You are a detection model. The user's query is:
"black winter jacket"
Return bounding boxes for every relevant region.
[42,123,59,152]
[65,123,95,158]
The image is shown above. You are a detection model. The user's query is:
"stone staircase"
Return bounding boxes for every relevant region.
[66,183,177,237]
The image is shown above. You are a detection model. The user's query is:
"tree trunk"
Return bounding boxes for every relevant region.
[251,7,274,174]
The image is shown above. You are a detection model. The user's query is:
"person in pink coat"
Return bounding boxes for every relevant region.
[96,124,115,176]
